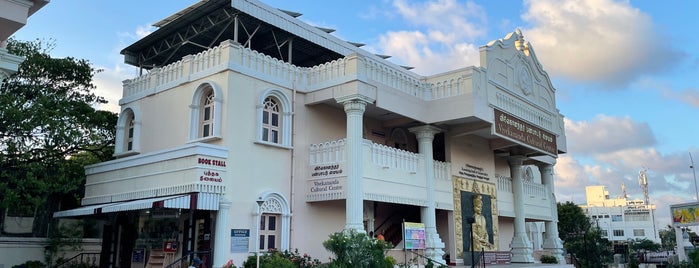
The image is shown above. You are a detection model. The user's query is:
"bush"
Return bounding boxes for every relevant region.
[12,261,46,268]
[322,229,393,268]
[242,248,319,268]
[540,255,558,264]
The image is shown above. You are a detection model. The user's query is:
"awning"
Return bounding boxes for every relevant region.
[53,202,125,218]
[53,193,220,218]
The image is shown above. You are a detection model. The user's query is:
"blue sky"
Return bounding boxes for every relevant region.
[13,0,699,228]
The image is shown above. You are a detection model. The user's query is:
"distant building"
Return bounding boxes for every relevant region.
[582,185,659,243]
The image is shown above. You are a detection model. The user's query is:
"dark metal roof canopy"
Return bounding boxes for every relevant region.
[121,0,343,70]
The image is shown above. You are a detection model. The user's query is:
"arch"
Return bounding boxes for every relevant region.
[189,81,223,141]
[256,88,292,147]
[254,191,291,250]
[114,106,141,156]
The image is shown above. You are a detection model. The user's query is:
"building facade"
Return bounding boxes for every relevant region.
[582,186,659,243]
[0,0,48,87]
[54,0,568,267]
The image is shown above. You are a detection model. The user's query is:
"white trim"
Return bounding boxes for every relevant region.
[86,142,228,174]
[189,81,223,141]
[114,106,142,156]
[256,88,292,147]
[256,191,292,251]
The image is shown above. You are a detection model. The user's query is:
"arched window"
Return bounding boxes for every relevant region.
[201,90,215,137]
[256,89,291,147]
[189,82,222,142]
[255,191,291,251]
[262,97,281,143]
[115,107,140,157]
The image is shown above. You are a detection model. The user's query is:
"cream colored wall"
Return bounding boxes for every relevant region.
[128,72,229,153]
[288,200,347,260]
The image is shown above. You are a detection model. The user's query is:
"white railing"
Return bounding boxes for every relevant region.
[309,139,346,165]
[305,58,347,86]
[524,180,547,197]
[370,142,420,173]
[434,161,451,181]
[497,174,513,193]
[121,40,479,103]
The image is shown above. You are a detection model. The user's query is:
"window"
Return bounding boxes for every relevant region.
[189,83,222,141]
[613,230,624,237]
[201,90,214,137]
[256,89,291,147]
[262,97,280,143]
[127,116,135,151]
[259,214,279,250]
[612,215,623,222]
[600,230,608,237]
[633,229,645,236]
[115,107,140,156]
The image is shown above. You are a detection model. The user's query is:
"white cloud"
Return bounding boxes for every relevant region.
[521,0,682,87]
[564,116,656,155]
[377,0,486,74]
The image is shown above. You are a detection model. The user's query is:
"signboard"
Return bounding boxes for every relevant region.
[671,202,699,226]
[404,222,426,250]
[230,229,250,253]
[198,157,226,183]
[132,248,145,263]
[493,109,557,156]
[483,251,511,264]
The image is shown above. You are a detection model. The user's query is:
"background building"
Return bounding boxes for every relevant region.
[582,181,659,244]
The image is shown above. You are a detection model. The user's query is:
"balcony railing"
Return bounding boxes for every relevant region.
[308,139,452,207]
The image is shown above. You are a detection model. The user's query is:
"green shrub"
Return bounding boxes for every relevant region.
[540,255,558,264]
[322,229,393,268]
[242,248,319,268]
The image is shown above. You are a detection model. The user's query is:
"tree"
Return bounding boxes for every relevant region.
[557,201,591,241]
[629,238,661,252]
[557,201,612,267]
[0,38,116,237]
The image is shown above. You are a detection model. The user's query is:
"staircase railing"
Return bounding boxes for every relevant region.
[405,249,449,267]
[54,252,100,268]
[165,250,211,268]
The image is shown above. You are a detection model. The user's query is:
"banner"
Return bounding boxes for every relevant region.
[404,222,426,250]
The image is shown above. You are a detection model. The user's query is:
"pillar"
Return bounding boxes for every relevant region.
[410,125,445,263]
[538,163,565,263]
[509,156,534,263]
[336,94,374,232]
[213,198,232,267]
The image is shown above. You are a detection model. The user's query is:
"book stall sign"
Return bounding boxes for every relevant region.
[230,229,250,253]
[403,222,426,250]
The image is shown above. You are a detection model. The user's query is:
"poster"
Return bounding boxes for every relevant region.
[231,229,250,253]
[404,222,426,250]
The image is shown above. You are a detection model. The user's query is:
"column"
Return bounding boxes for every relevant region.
[410,125,445,263]
[213,198,232,267]
[538,163,565,263]
[509,156,534,263]
[336,94,374,232]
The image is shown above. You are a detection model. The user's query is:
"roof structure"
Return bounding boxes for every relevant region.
[121,0,407,71]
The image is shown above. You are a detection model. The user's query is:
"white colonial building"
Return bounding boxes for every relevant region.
[582,186,659,243]
[54,0,569,267]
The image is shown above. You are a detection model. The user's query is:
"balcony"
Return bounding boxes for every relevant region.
[307,139,454,209]
[82,143,228,206]
[496,175,553,221]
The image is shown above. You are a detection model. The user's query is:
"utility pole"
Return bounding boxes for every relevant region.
[691,152,698,201]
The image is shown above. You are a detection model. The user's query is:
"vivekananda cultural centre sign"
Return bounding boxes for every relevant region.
[494,109,557,156]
